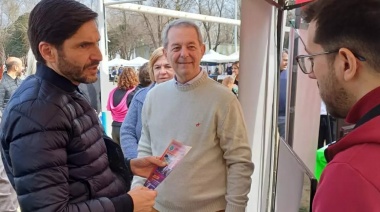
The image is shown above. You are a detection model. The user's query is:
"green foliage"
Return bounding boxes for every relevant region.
[4,13,29,58]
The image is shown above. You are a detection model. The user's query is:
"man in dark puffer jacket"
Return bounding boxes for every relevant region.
[0,0,164,211]
[0,57,23,115]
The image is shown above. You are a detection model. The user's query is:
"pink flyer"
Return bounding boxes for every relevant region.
[144,140,191,190]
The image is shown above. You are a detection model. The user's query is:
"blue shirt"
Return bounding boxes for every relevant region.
[278,70,287,117]
[120,83,155,159]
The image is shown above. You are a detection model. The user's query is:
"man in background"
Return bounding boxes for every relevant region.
[278,49,288,139]
[0,155,18,212]
[317,101,336,149]
[0,57,23,114]
[78,79,101,113]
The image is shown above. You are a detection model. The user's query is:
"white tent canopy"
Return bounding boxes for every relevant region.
[124,56,149,67]
[228,51,239,62]
[201,50,233,63]
[107,58,129,67]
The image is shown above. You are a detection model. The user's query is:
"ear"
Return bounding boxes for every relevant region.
[336,48,358,82]
[200,43,206,56]
[39,42,57,63]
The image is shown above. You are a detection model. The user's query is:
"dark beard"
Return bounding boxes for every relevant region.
[325,88,350,119]
[57,50,99,84]
[321,67,351,119]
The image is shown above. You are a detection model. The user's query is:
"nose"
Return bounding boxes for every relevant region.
[308,71,316,79]
[180,48,189,57]
[91,46,103,61]
[159,66,167,74]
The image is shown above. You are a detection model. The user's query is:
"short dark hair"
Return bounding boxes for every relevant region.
[304,0,380,70]
[138,62,152,87]
[28,0,98,63]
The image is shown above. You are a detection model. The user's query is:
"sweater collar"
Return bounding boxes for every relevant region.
[35,62,77,92]
[174,71,208,91]
[175,70,203,86]
[346,86,380,124]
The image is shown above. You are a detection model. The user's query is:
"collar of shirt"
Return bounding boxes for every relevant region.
[35,62,77,92]
[175,70,203,86]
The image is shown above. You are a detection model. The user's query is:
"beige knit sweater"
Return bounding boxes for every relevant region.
[132,71,254,212]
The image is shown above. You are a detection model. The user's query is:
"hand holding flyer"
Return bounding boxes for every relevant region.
[144,140,191,190]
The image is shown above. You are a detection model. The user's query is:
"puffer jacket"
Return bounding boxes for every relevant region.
[0,63,133,212]
[0,72,22,113]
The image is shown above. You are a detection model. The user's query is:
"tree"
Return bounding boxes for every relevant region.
[106,9,151,59]
[212,0,226,51]
[0,0,40,60]
[4,13,29,58]
[139,0,195,49]
[196,0,239,52]
[103,0,241,59]
[0,0,21,61]
[140,0,171,49]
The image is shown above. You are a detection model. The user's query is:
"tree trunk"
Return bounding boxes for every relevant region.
[142,13,158,49]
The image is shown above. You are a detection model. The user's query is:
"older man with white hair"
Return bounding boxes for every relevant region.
[133,19,253,212]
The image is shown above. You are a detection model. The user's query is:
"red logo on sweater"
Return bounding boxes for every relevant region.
[196,123,201,127]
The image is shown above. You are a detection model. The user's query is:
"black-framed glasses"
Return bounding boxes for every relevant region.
[296,50,366,74]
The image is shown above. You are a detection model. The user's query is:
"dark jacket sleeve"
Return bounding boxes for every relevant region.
[0,83,5,113]
[103,136,134,212]
[1,103,131,212]
[111,193,134,212]
[103,134,134,187]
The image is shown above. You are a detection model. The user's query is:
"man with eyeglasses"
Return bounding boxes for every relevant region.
[296,0,380,211]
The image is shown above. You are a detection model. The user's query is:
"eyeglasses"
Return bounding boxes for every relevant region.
[296,50,366,74]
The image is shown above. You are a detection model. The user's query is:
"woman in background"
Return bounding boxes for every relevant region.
[126,62,152,107]
[222,76,238,96]
[107,67,139,145]
[120,47,174,159]
[231,61,239,86]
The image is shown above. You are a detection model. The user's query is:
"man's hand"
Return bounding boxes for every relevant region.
[130,156,166,178]
[128,186,157,212]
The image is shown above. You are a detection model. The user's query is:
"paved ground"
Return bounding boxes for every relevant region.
[299,175,312,212]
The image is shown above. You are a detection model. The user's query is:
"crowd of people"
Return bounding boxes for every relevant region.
[0,0,379,211]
